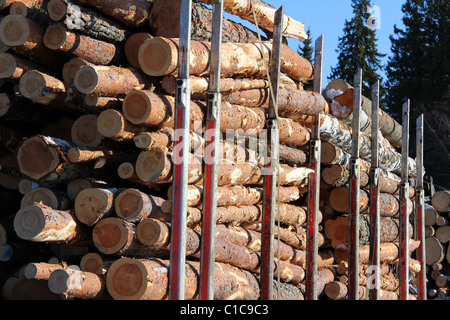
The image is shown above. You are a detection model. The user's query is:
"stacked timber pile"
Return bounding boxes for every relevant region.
[426,190,450,300]
[0,0,421,300]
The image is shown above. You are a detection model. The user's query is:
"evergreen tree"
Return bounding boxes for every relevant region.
[329,0,386,101]
[298,27,314,91]
[386,0,450,120]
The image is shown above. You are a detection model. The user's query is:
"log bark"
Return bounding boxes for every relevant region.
[133,128,174,150]
[16,135,93,182]
[23,262,67,280]
[166,184,301,207]
[47,0,130,43]
[74,65,152,97]
[0,15,66,69]
[74,0,151,27]
[20,186,70,210]
[138,37,313,82]
[114,188,165,223]
[321,141,370,172]
[149,0,261,43]
[105,257,262,300]
[326,79,403,148]
[324,214,413,249]
[43,24,122,65]
[329,186,413,217]
[48,267,109,299]
[432,190,450,213]
[13,203,87,243]
[74,187,121,226]
[198,0,307,41]
[92,217,167,258]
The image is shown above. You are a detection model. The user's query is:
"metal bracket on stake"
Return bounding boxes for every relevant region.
[199,0,223,301]
[169,0,192,301]
[399,99,410,300]
[305,34,324,301]
[368,81,381,300]
[260,5,283,301]
[415,114,426,300]
[348,69,362,300]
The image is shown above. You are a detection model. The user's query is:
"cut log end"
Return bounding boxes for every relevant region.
[43,24,67,50]
[20,187,59,210]
[117,162,136,179]
[74,188,113,226]
[106,257,148,300]
[134,133,153,149]
[135,218,168,246]
[122,89,152,124]
[0,14,29,46]
[9,2,28,16]
[17,136,60,181]
[97,109,126,138]
[0,53,17,79]
[47,0,67,21]
[0,92,11,117]
[115,188,148,220]
[74,65,98,94]
[135,149,170,183]
[92,217,129,255]
[62,58,91,85]
[13,205,46,241]
[432,190,450,213]
[71,114,104,147]
[124,32,152,69]
[138,37,176,76]
[18,70,47,100]
[80,252,104,274]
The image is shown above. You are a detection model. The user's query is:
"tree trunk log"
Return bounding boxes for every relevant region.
[43,24,122,65]
[13,203,88,243]
[47,0,130,43]
[23,262,67,280]
[138,36,313,82]
[426,236,445,265]
[198,0,307,41]
[436,226,450,244]
[74,187,121,226]
[62,57,93,85]
[74,65,152,97]
[20,186,70,210]
[114,188,165,223]
[432,190,450,213]
[0,52,51,83]
[149,0,261,43]
[97,109,146,141]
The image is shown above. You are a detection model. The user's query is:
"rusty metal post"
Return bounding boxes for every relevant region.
[415,114,426,300]
[368,81,381,300]
[169,0,192,300]
[260,5,283,301]
[305,34,324,301]
[348,69,362,300]
[398,99,410,300]
[199,0,223,300]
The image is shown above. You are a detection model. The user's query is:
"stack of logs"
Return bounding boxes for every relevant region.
[0,0,421,300]
[425,190,450,300]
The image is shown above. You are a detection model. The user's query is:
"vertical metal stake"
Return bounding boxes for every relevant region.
[305,34,324,301]
[169,0,192,301]
[199,0,223,301]
[399,99,410,300]
[415,114,426,300]
[368,81,380,300]
[260,5,283,301]
[348,69,362,300]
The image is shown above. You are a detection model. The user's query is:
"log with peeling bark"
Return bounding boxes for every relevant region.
[149,0,261,43]
[324,214,413,249]
[48,267,109,299]
[47,0,130,43]
[0,52,51,83]
[329,186,413,217]
[74,65,153,97]
[92,217,167,258]
[43,24,122,66]
[326,79,403,148]
[74,187,121,226]
[0,15,66,69]
[198,0,307,41]
[20,186,71,210]
[114,188,165,223]
[23,262,67,280]
[13,203,88,244]
[138,37,314,82]
[74,0,151,27]
[166,184,301,207]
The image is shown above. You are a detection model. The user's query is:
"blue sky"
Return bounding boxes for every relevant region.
[225,0,406,86]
